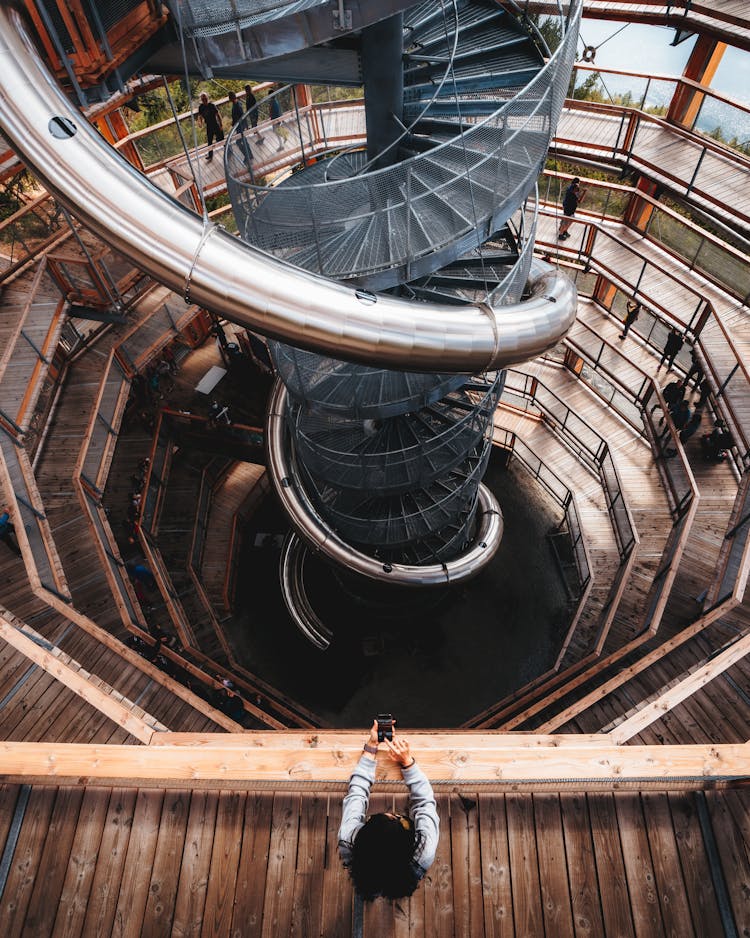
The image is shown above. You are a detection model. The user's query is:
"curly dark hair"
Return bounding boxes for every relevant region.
[349,814,422,901]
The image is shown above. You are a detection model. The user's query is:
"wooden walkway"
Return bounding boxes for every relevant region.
[498,359,674,659]
[556,105,750,234]
[0,781,747,938]
[151,100,366,200]
[200,461,266,612]
[537,210,750,458]
[527,1,750,51]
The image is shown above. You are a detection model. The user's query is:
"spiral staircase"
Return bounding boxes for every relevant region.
[214,0,581,642]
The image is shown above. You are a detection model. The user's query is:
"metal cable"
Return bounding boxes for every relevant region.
[173,0,210,223]
[440,0,491,297]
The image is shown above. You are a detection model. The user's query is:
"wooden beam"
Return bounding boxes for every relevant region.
[0,612,158,744]
[609,632,750,744]
[0,738,748,785]
[150,732,609,748]
[37,590,246,734]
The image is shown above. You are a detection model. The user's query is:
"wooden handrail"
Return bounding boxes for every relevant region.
[0,608,162,744]
[38,587,245,733]
[538,206,709,325]
[608,627,750,743]
[558,99,750,226]
[554,240,750,464]
[111,82,276,148]
[571,62,750,120]
[706,473,750,608]
[542,168,750,267]
[1,737,748,784]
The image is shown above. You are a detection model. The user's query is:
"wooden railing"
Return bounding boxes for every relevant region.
[1,733,748,786]
[502,369,639,558]
[0,193,72,284]
[569,62,750,158]
[492,428,594,665]
[540,169,750,305]
[0,432,70,601]
[466,334,700,731]
[0,258,67,436]
[0,606,164,743]
[538,207,750,467]
[556,96,750,228]
[114,91,365,191]
[133,408,321,728]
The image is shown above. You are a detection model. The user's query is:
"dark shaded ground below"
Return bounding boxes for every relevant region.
[229,451,573,728]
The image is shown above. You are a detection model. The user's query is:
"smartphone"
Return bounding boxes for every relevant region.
[376,713,394,743]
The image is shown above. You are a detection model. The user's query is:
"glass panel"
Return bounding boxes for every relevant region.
[693,94,750,157]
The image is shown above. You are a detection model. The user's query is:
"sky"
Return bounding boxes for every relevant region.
[575,18,750,104]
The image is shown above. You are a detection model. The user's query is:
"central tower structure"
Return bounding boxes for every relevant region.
[220,0,581,611]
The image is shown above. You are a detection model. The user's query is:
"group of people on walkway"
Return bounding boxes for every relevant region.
[197,85,283,163]
[613,294,733,463]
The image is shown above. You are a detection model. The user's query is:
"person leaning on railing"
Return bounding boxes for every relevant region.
[338,721,439,901]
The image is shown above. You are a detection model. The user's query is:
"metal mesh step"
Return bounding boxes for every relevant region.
[270,342,467,419]
[225,0,573,288]
[300,440,491,548]
[291,372,503,492]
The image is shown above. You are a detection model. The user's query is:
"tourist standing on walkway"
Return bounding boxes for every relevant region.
[558,177,586,240]
[684,347,703,390]
[679,407,703,444]
[339,721,439,900]
[697,375,712,408]
[620,299,641,339]
[659,378,685,429]
[228,91,244,128]
[229,91,252,164]
[269,93,285,151]
[197,93,224,160]
[0,508,21,556]
[671,397,693,432]
[659,328,684,370]
[244,84,259,127]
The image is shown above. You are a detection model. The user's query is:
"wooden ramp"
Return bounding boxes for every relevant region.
[554,105,750,234]
[0,781,747,937]
[200,460,266,612]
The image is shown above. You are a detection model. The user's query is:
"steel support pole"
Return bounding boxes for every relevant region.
[361,13,404,170]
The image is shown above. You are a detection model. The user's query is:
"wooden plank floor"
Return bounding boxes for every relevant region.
[201,460,265,611]
[554,108,750,232]
[0,784,747,937]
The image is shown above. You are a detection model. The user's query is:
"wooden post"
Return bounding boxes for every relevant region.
[667,35,727,130]
[593,276,616,310]
[624,178,660,232]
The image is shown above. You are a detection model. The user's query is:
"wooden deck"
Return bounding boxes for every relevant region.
[200,461,266,612]
[537,209,750,457]
[526,1,750,51]
[555,106,750,234]
[0,781,747,937]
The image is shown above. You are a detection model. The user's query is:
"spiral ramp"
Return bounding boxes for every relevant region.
[0,0,581,646]
[218,0,581,639]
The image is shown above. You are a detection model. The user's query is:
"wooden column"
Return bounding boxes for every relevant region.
[97,110,145,171]
[667,34,727,129]
[624,177,660,232]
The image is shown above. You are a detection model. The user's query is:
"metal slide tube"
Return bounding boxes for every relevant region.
[0,4,576,374]
[266,380,504,585]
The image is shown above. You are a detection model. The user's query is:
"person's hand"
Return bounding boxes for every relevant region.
[367,720,379,748]
[385,729,414,768]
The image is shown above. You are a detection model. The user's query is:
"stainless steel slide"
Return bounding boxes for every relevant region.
[0,3,577,376]
[267,379,504,587]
